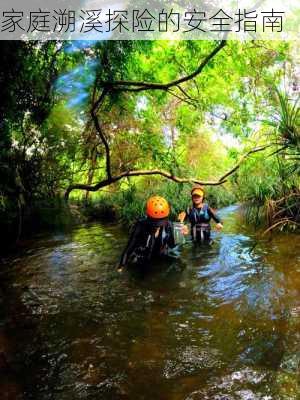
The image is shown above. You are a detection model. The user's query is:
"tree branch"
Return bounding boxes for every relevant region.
[218,145,271,182]
[91,88,112,180]
[166,88,197,107]
[176,84,196,102]
[64,144,271,201]
[99,40,226,95]
[65,169,227,200]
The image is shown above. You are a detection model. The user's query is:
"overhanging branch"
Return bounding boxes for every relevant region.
[64,169,227,201]
[218,145,271,182]
[99,40,226,93]
[64,143,270,200]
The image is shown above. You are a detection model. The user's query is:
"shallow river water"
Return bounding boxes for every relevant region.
[1,205,299,400]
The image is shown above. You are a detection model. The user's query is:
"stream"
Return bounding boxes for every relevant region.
[0,205,299,400]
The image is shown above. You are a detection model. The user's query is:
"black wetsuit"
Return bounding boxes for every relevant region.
[120,217,176,268]
[186,203,221,243]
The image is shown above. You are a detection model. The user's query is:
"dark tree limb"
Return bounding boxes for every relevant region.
[176,84,196,102]
[91,112,111,180]
[98,40,226,93]
[91,88,112,179]
[166,88,197,107]
[64,144,270,200]
[65,169,227,200]
[218,145,271,182]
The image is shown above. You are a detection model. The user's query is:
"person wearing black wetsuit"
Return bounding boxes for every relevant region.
[178,185,223,243]
[118,196,177,271]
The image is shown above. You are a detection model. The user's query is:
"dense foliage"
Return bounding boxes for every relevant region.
[0,40,299,248]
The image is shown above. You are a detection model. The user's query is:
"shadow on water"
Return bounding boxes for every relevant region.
[0,205,299,399]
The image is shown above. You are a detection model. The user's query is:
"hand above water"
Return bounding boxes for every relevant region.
[178,211,186,223]
[215,223,223,231]
[181,225,189,235]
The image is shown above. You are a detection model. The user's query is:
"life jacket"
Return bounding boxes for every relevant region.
[187,204,211,242]
[187,203,210,224]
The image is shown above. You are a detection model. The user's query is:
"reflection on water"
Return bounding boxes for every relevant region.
[1,206,299,399]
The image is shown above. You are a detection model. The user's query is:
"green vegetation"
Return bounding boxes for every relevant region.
[237,88,299,231]
[0,40,299,249]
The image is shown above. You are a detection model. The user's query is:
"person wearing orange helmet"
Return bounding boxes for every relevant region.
[118,196,177,271]
[178,184,223,244]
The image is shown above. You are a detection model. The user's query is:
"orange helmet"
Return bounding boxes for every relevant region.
[146,196,170,219]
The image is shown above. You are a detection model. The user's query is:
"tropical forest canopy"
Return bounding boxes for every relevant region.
[0,40,299,245]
